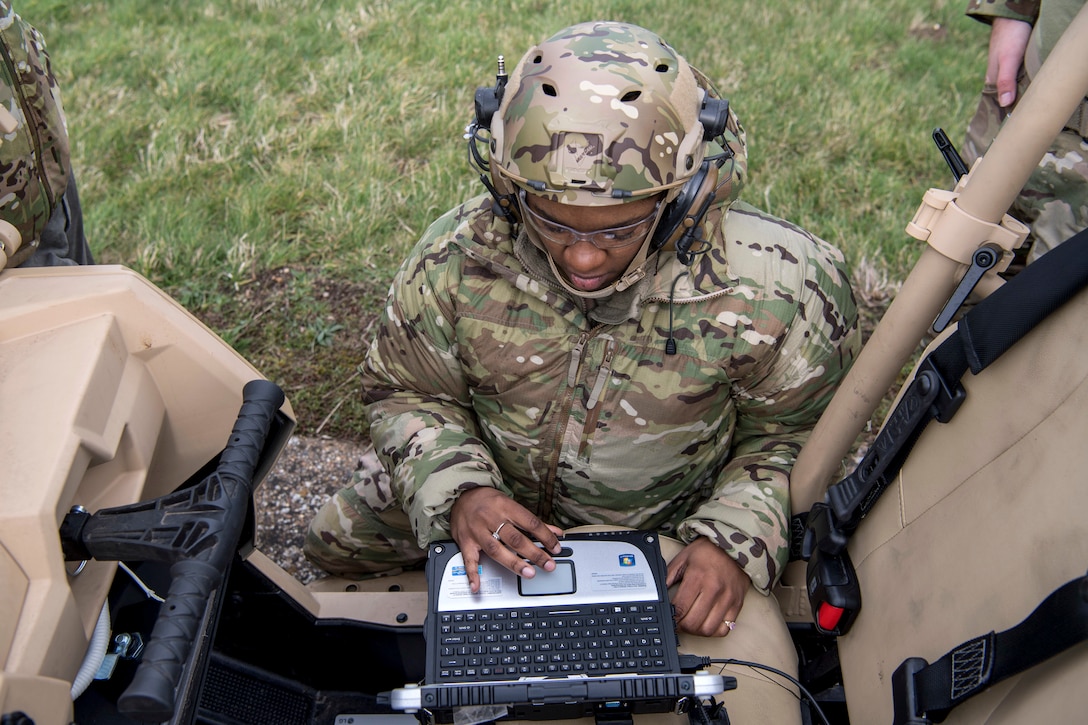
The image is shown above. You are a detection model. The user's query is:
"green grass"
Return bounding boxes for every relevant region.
[18,0,989,438]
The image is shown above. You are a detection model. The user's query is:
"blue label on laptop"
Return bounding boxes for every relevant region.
[618,554,636,567]
[451,565,483,576]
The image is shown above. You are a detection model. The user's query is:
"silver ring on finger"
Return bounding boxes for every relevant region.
[492,522,506,540]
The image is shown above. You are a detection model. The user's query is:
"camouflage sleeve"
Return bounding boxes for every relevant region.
[965,0,1040,24]
[677,208,860,592]
[362,202,510,549]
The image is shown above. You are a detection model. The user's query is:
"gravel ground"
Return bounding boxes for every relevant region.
[252,435,370,584]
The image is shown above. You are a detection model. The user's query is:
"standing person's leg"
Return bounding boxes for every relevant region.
[1022,129,1088,263]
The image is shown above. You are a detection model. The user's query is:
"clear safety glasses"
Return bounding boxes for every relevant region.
[519,190,661,251]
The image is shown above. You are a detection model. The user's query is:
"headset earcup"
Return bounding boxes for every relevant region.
[475,86,502,129]
[650,160,717,253]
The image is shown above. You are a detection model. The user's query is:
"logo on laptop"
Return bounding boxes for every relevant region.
[618,554,637,567]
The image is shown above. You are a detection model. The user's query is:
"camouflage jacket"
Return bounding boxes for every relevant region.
[361,195,859,592]
[967,0,1088,66]
[966,0,1041,24]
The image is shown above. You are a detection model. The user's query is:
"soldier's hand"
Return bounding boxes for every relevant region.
[666,537,748,637]
[449,487,563,593]
[987,18,1032,107]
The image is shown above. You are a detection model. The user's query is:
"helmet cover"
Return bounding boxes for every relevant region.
[492,21,706,206]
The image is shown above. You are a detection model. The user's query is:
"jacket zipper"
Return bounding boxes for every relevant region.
[644,284,734,307]
[578,338,615,458]
[586,339,615,410]
[567,333,588,388]
[542,330,618,519]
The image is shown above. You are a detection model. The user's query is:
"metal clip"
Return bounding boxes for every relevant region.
[94,632,145,681]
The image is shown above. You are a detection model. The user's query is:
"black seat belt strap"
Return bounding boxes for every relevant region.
[892,572,1088,724]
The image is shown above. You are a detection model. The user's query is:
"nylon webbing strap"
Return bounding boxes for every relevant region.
[928,224,1088,384]
[905,574,1088,723]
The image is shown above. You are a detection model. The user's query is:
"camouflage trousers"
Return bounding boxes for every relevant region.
[304,445,431,578]
[963,77,1088,264]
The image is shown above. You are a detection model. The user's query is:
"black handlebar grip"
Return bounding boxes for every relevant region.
[117,379,285,721]
[215,379,286,489]
[117,558,218,721]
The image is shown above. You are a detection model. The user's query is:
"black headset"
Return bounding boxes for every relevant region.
[469,58,732,266]
[649,95,733,265]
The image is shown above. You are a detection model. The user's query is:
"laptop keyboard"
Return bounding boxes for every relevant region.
[436,603,674,681]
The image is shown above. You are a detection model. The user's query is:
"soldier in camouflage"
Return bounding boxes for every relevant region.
[0,0,92,268]
[963,0,1088,263]
[306,22,858,721]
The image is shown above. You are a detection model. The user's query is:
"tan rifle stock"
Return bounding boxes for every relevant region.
[791,3,1088,514]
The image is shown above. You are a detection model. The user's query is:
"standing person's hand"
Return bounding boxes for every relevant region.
[987,18,1033,107]
[449,487,563,593]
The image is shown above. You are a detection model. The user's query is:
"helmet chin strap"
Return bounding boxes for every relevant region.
[612,240,657,292]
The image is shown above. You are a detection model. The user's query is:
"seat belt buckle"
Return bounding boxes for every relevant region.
[891,657,930,725]
[804,544,862,636]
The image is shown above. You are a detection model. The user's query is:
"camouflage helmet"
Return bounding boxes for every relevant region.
[491,21,708,207]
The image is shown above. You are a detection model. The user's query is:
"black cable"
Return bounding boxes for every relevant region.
[709,658,832,725]
[664,271,686,354]
[466,122,518,223]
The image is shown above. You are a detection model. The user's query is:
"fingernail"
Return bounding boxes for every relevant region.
[521,565,535,578]
[543,560,556,571]
[1000,92,1014,106]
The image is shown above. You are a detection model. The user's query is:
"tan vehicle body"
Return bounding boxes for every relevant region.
[3,6,1088,724]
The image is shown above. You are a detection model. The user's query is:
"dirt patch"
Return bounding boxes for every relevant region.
[200,266,383,442]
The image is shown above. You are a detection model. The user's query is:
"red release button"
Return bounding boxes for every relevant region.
[817,603,845,631]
